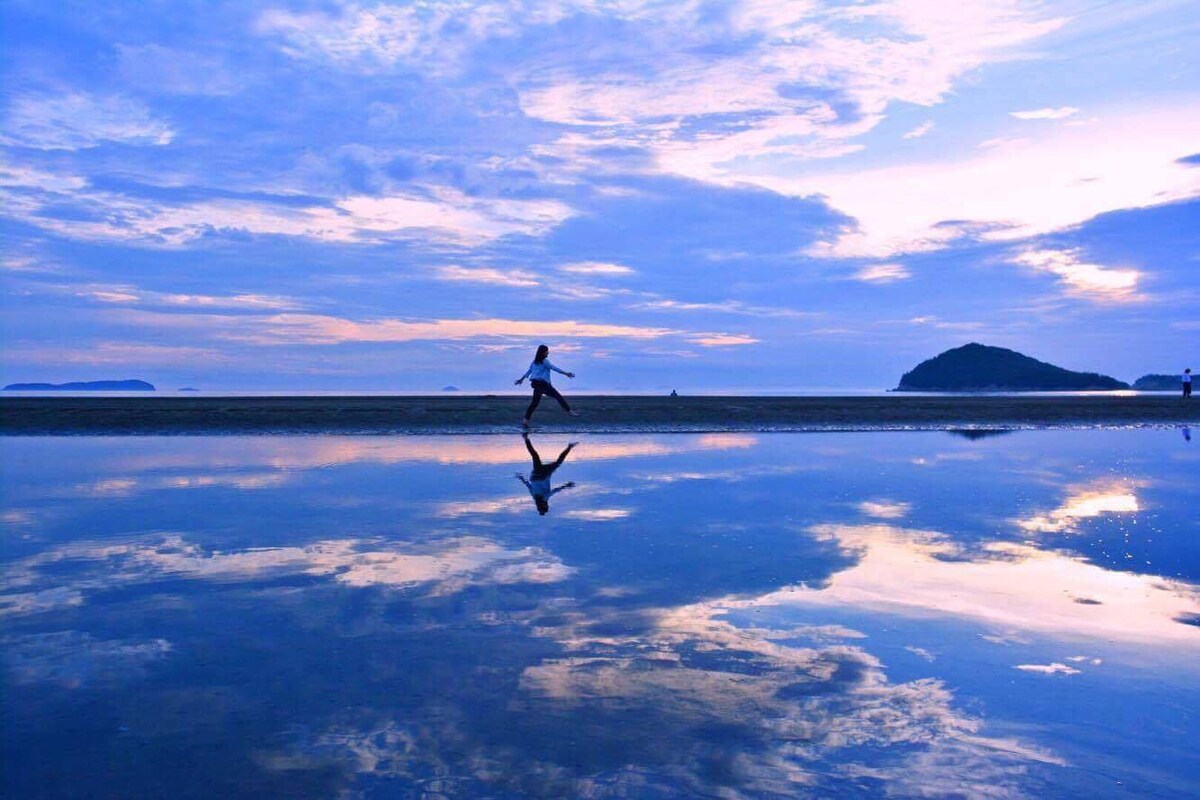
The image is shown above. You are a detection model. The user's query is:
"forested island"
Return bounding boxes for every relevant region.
[4,380,156,391]
[896,344,1129,392]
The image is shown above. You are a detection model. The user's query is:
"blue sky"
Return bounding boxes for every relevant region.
[1,0,1197,391]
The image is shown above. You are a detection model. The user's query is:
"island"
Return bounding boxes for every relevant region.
[442,385,460,392]
[1132,374,1182,391]
[895,343,1129,392]
[4,379,156,392]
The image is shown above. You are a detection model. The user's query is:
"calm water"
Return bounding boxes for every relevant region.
[3,430,1198,799]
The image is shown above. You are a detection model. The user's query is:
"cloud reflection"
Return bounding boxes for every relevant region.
[1,534,573,616]
[1017,480,1141,534]
[751,522,1200,645]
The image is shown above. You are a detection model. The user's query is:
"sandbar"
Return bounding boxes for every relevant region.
[2,395,1197,434]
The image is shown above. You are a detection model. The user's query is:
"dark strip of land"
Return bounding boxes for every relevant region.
[2,395,1197,434]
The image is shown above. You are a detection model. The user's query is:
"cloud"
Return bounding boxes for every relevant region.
[1016,480,1141,534]
[853,263,911,283]
[256,2,553,76]
[685,333,758,347]
[558,262,634,276]
[1010,107,1080,120]
[1012,248,1142,302]
[561,508,632,521]
[0,179,574,247]
[106,308,757,351]
[525,0,1067,195]
[4,631,172,687]
[73,285,299,311]
[789,105,1200,258]
[436,265,540,287]
[2,92,174,150]
[4,342,232,367]
[858,500,911,519]
[1014,662,1081,675]
[630,299,813,318]
[769,521,1200,645]
[160,311,678,345]
[1,534,574,616]
[903,121,935,139]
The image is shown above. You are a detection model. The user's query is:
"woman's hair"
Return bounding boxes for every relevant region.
[534,344,549,363]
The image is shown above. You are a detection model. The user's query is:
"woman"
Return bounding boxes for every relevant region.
[516,434,578,515]
[515,344,579,426]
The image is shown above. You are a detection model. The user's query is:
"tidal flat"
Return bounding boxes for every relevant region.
[2,429,1198,798]
[2,394,1199,434]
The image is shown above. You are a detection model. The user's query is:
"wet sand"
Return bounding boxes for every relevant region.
[2,395,1197,434]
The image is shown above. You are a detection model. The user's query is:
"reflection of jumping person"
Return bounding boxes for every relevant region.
[1184,368,1193,398]
[516,434,578,515]
[515,344,579,427]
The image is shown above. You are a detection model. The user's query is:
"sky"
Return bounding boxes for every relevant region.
[1,0,1197,392]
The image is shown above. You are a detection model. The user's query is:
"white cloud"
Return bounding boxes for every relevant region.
[1010,106,1080,120]
[902,121,935,139]
[0,181,575,247]
[858,500,911,519]
[1014,662,1081,675]
[2,92,174,150]
[73,285,299,310]
[631,299,812,318]
[854,263,911,283]
[558,262,634,276]
[2,534,574,615]
[686,333,759,347]
[1016,480,1142,534]
[1012,249,1142,302]
[436,265,540,287]
[787,105,1200,257]
[527,1,1067,185]
[562,508,632,521]
[764,520,1200,646]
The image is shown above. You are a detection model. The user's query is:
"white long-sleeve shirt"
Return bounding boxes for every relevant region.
[521,359,569,383]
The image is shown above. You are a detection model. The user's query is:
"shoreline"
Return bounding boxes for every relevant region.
[2,395,1197,435]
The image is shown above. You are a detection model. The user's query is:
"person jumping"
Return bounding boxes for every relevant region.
[515,344,579,427]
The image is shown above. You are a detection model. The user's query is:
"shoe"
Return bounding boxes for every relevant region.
[521,418,531,427]
[567,411,580,417]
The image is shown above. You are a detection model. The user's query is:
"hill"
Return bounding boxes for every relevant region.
[896,344,1128,392]
[4,379,155,391]
[1132,374,1182,391]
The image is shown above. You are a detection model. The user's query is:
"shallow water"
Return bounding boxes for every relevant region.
[3,429,1198,799]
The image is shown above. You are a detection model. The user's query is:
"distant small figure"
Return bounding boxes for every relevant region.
[1184,427,1192,443]
[670,389,678,397]
[517,434,578,515]
[515,344,579,427]
[1184,368,1193,398]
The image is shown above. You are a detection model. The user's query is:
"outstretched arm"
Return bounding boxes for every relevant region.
[549,481,576,496]
[547,361,575,378]
[515,364,532,384]
[515,473,533,489]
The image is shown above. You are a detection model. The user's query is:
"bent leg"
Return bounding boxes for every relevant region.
[542,382,571,412]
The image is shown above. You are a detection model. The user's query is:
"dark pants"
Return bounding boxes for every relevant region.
[1186,383,1193,398]
[526,379,570,419]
